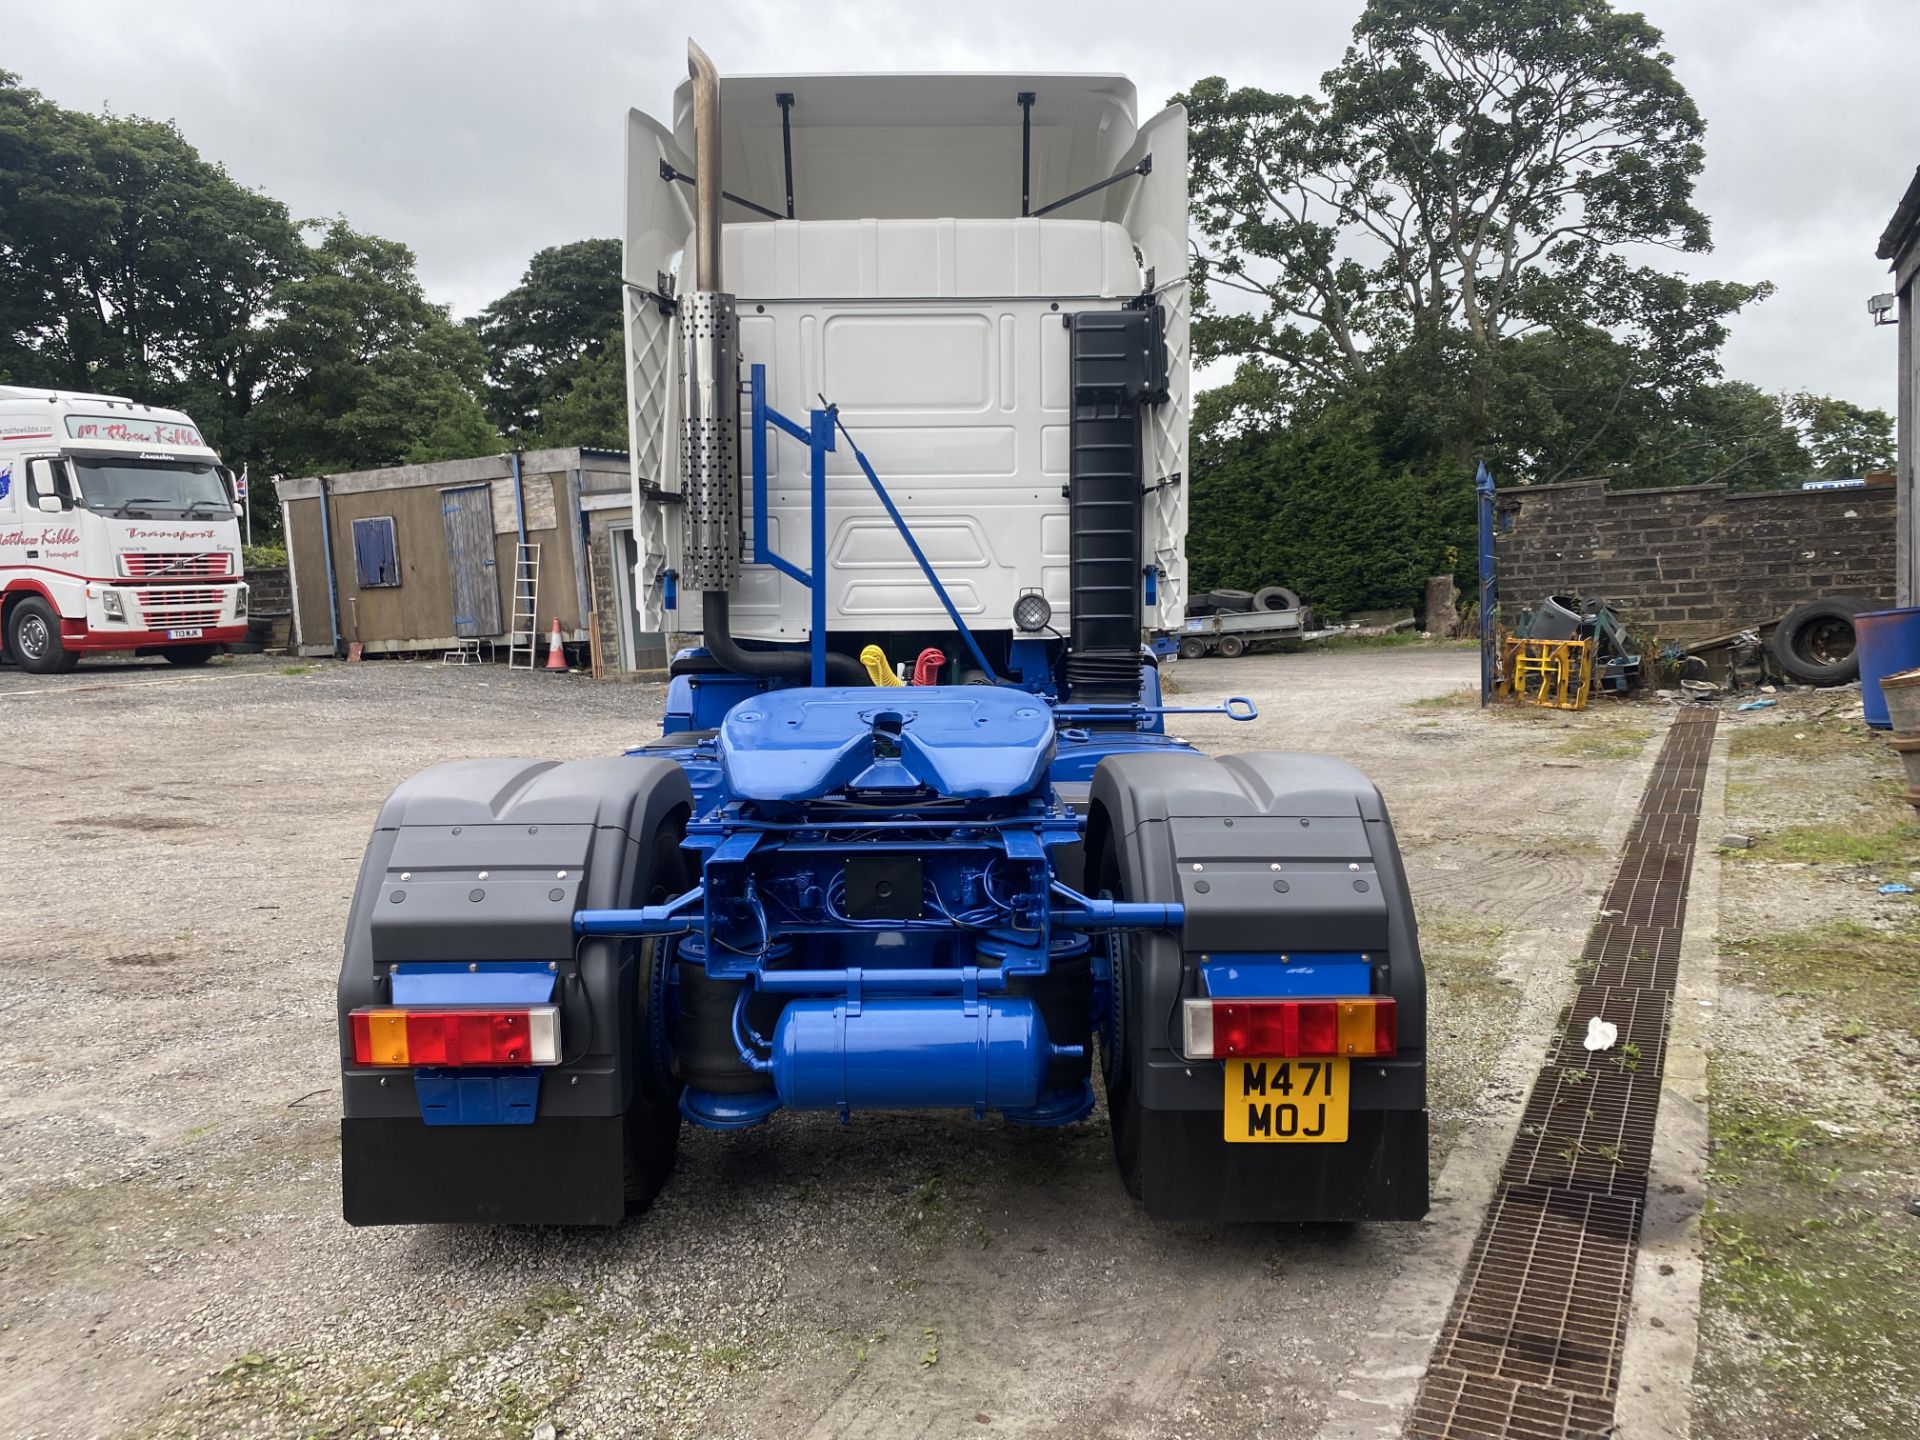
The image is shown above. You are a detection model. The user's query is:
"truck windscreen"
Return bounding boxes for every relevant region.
[69,457,230,519]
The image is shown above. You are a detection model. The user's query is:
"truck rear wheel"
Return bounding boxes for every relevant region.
[1093,834,1148,1198]
[1216,634,1246,659]
[7,597,78,674]
[1176,636,1208,661]
[626,824,690,1214]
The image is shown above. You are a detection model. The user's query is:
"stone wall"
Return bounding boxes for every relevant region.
[1494,480,1897,641]
[245,565,293,653]
[585,512,669,675]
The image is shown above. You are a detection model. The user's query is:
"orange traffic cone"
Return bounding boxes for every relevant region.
[545,617,568,671]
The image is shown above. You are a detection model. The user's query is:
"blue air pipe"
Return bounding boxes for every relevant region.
[577,890,1181,940]
[575,884,705,935]
[825,407,1004,683]
[1048,881,1184,930]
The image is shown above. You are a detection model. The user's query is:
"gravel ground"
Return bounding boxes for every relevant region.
[0,644,1665,1440]
[1694,689,1920,1440]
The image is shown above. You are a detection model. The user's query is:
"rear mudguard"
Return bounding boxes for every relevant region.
[1089,751,1429,1222]
[337,757,691,1225]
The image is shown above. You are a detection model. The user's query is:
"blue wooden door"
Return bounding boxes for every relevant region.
[440,485,502,636]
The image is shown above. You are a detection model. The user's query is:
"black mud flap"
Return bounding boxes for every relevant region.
[342,1116,626,1227]
[1136,1108,1428,1223]
[337,757,696,1227]
[1091,749,1431,1224]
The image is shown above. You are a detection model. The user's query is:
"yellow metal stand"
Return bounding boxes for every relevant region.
[1502,637,1595,711]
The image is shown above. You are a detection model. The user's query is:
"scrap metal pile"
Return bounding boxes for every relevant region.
[1501,595,1641,710]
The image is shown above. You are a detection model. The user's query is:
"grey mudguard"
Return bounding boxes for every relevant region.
[1088,751,1426,1114]
[337,757,693,1124]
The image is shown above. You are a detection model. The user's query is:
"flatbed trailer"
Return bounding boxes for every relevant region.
[333,43,1429,1229]
[1171,607,1347,659]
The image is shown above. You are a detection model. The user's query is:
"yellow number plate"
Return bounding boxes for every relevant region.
[1223,1058,1349,1143]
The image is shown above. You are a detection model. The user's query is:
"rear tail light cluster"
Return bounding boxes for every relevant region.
[349,1006,560,1067]
[1183,997,1396,1059]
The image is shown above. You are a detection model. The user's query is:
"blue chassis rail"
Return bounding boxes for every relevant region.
[599,370,1263,1127]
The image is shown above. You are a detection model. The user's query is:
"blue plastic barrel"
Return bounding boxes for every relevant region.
[1855,606,1920,728]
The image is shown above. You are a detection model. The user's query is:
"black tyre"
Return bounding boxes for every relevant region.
[162,645,219,667]
[1216,634,1246,659]
[7,596,77,674]
[1768,597,1869,685]
[625,824,689,1214]
[1202,589,1255,613]
[1092,835,1145,1198]
[1253,585,1301,612]
[1177,636,1208,661]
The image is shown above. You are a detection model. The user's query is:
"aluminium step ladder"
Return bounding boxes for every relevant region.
[507,542,541,670]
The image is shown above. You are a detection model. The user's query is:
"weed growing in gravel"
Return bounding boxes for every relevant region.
[156,1283,607,1439]
[1745,805,1920,868]
[1700,1081,1918,1437]
[1418,909,1514,1161]
[1698,921,1920,1438]
[1729,720,1882,763]
[1723,920,1920,1039]
[706,1342,756,1373]
[1409,687,1478,710]
[1549,727,1653,761]
[1311,630,1438,651]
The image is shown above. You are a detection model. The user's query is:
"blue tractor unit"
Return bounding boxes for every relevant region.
[336,44,1428,1226]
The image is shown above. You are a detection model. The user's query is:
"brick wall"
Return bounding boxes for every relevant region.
[585,512,669,674]
[247,565,291,614]
[1495,480,1897,641]
[245,565,293,652]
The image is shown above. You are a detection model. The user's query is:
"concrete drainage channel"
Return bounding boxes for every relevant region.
[1409,710,1718,1440]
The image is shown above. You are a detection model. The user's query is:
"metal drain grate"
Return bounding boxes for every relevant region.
[1426,1185,1642,1395]
[1500,985,1672,1197]
[1580,925,1681,989]
[1413,1366,1614,1440]
[1409,709,1717,1439]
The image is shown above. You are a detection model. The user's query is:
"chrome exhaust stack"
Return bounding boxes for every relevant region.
[680,37,739,593]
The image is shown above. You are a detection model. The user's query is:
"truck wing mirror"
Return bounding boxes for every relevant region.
[36,494,64,515]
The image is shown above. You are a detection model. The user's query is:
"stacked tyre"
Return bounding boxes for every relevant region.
[1767,598,1867,685]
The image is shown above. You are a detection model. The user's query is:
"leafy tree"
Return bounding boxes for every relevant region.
[472,239,623,435]
[1485,330,1810,489]
[1181,0,1768,466]
[524,328,628,450]
[1,72,503,517]
[1629,382,1811,491]
[251,219,502,473]
[0,70,304,455]
[1786,393,1895,478]
[1190,374,1471,613]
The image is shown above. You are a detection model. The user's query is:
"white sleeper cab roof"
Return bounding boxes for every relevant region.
[623,71,1189,642]
[0,387,217,457]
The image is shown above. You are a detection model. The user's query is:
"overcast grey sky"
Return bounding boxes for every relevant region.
[9,0,1917,409]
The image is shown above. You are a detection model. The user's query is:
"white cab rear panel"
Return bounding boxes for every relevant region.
[623,77,1188,640]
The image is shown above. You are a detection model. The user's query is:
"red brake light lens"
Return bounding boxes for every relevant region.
[348,1005,559,1067]
[1183,997,1396,1059]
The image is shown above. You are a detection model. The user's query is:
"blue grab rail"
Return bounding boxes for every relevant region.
[746,364,831,687]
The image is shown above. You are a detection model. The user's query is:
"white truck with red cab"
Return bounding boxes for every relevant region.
[0,386,247,672]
